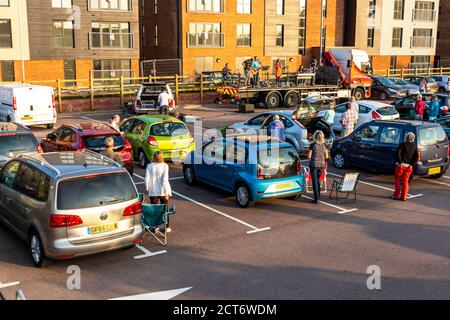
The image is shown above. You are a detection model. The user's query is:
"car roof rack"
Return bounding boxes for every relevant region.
[16,154,61,175]
[81,149,122,168]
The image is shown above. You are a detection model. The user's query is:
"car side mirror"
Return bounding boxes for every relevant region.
[46,133,57,141]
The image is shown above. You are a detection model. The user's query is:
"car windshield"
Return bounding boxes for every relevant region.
[418,126,448,147]
[257,146,299,179]
[394,79,409,85]
[376,106,398,116]
[83,135,125,150]
[0,134,37,156]
[57,172,137,210]
[142,86,167,94]
[376,77,396,86]
[150,122,188,137]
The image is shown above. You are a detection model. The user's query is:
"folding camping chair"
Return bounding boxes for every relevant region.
[139,194,176,247]
[329,172,360,204]
[303,162,328,193]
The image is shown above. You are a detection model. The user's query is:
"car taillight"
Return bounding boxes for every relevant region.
[296,160,301,175]
[257,167,264,180]
[169,99,174,107]
[447,81,450,87]
[49,214,83,228]
[147,136,158,146]
[123,202,142,217]
[136,99,142,109]
[123,137,132,152]
[448,144,450,156]
[418,149,422,161]
[37,144,44,154]
[51,94,56,109]
[12,97,17,111]
[371,111,381,120]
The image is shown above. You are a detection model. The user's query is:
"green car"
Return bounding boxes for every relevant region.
[119,115,195,168]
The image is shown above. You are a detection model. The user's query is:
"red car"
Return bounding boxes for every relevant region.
[41,122,134,174]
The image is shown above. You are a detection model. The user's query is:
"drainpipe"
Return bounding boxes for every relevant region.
[17,0,26,82]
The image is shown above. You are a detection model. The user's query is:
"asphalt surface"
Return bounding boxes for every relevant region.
[0,105,449,300]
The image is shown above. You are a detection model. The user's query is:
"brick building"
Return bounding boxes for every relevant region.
[436,0,450,66]
[141,0,346,78]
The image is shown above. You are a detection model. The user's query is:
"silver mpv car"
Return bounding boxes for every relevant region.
[0,150,143,267]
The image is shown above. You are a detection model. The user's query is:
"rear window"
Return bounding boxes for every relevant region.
[258,146,299,179]
[83,135,125,150]
[150,122,188,137]
[426,78,437,84]
[418,126,448,147]
[0,134,38,156]
[57,172,137,210]
[376,106,398,116]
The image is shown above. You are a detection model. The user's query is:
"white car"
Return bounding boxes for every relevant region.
[318,100,399,132]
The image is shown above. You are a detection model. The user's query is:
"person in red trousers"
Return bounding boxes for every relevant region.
[392,132,419,201]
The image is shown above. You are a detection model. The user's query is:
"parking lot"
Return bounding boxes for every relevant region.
[1,106,450,300]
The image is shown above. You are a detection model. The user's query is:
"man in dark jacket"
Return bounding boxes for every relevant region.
[392,132,419,201]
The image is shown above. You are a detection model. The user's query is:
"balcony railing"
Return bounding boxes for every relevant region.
[410,36,434,48]
[412,9,436,21]
[89,32,134,49]
[187,32,224,48]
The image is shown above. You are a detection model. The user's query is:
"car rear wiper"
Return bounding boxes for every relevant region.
[99,199,124,205]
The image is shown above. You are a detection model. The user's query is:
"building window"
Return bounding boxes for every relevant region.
[53,21,74,48]
[276,0,284,15]
[390,56,397,70]
[237,0,251,14]
[52,0,72,8]
[89,0,131,11]
[410,56,431,69]
[1,61,14,82]
[188,23,223,47]
[321,26,326,48]
[93,59,133,79]
[188,0,223,13]
[90,22,132,49]
[298,0,307,55]
[367,27,374,47]
[393,0,404,20]
[0,0,10,7]
[0,19,12,48]
[195,57,213,77]
[322,0,327,17]
[392,28,403,48]
[154,0,157,14]
[368,0,376,18]
[411,28,433,48]
[276,25,284,47]
[413,1,436,21]
[237,24,251,47]
[63,60,76,86]
[155,24,158,47]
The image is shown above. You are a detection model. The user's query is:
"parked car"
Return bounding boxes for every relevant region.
[430,75,450,93]
[228,110,334,153]
[0,150,143,267]
[389,78,420,95]
[392,93,450,120]
[183,135,305,208]
[0,84,57,129]
[331,120,449,178]
[405,76,438,93]
[317,100,399,133]
[125,82,176,115]
[0,122,40,168]
[370,76,409,100]
[435,115,450,140]
[120,115,195,168]
[40,122,134,174]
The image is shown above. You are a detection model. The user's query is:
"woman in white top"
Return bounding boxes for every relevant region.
[145,151,173,231]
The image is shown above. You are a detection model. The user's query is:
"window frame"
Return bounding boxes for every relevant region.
[0,19,12,48]
[53,20,75,48]
[276,24,284,47]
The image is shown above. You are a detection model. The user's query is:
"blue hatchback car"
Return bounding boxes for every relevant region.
[183,135,305,208]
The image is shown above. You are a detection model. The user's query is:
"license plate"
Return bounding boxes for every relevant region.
[428,167,441,175]
[21,116,33,121]
[275,182,294,190]
[88,223,118,235]
[170,152,183,158]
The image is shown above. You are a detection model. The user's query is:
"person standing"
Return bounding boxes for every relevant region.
[158,88,170,115]
[350,96,359,126]
[307,131,329,204]
[109,115,121,131]
[414,94,426,121]
[100,137,122,165]
[145,151,173,232]
[428,95,440,121]
[419,78,427,94]
[269,114,286,140]
[323,101,336,140]
[274,59,283,87]
[242,58,253,87]
[392,132,418,201]
[252,57,260,88]
[340,104,356,137]
[222,63,231,85]
[310,57,318,72]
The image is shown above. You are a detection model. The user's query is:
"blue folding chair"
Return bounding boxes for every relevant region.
[139,194,175,246]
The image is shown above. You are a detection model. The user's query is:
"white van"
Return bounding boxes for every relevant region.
[0,84,57,128]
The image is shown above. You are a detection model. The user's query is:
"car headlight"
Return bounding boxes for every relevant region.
[387,88,398,93]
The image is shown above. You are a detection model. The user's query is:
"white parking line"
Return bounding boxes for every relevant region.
[419,178,450,188]
[133,173,271,234]
[301,195,358,215]
[0,281,20,290]
[133,244,167,260]
[443,176,450,179]
[327,171,423,199]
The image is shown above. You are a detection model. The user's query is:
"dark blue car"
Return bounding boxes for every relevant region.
[183,135,305,208]
[331,120,449,178]
[435,115,450,141]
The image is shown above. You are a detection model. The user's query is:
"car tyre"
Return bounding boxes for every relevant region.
[46,123,54,129]
[379,91,388,101]
[353,88,365,101]
[439,87,446,94]
[333,152,347,169]
[265,92,281,109]
[138,150,148,169]
[30,230,51,268]
[235,183,254,208]
[183,165,197,185]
